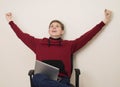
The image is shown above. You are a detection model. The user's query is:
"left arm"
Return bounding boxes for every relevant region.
[71,9,112,53]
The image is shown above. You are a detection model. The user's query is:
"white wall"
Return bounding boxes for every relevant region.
[0,0,120,87]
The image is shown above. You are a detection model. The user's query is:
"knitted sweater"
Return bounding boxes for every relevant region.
[9,21,105,77]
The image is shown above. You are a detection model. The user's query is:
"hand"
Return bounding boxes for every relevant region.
[103,9,112,24]
[5,12,13,22]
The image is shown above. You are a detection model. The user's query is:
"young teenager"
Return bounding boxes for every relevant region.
[5,9,112,87]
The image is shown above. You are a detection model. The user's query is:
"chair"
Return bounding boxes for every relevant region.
[28,68,80,87]
[28,55,80,87]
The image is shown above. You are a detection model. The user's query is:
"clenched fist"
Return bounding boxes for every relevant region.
[103,9,112,24]
[6,12,13,22]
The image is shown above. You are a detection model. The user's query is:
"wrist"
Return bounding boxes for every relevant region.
[7,19,12,23]
[103,18,110,24]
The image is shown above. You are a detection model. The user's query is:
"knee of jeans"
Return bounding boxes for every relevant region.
[32,74,50,87]
[33,73,48,81]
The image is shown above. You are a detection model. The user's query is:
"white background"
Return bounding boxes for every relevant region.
[0,0,120,87]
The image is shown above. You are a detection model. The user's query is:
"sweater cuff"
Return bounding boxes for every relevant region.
[9,21,14,25]
[101,21,106,26]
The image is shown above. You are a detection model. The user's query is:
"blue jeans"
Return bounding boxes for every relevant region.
[32,74,72,87]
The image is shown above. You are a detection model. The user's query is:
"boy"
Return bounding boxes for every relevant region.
[6,9,112,87]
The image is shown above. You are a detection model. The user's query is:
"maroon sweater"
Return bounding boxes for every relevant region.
[9,21,105,77]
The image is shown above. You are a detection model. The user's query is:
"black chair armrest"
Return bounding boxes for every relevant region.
[28,69,34,87]
[74,69,80,76]
[74,68,81,87]
[28,69,34,76]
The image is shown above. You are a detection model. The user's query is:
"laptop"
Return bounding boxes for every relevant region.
[34,60,59,80]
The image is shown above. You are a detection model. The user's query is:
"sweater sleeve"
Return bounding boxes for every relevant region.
[71,21,105,53]
[9,21,37,53]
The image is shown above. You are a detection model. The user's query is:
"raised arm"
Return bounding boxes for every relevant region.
[5,12,37,53]
[71,9,112,53]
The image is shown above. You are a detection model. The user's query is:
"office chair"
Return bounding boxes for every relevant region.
[28,55,80,87]
[28,68,80,87]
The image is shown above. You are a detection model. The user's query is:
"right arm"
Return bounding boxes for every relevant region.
[6,12,37,53]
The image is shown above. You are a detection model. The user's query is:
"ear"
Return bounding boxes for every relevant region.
[61,30,64,35]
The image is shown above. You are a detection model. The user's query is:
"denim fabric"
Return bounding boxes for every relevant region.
[32,73,71,87]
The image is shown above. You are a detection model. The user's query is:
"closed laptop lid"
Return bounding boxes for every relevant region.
[34,60,59,80]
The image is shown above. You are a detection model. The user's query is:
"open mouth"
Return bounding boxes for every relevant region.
[52,30,57,33]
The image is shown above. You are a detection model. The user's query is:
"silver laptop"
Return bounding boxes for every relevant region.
[34,60,59,80]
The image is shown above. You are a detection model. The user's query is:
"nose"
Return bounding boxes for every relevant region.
[53,27,56,29]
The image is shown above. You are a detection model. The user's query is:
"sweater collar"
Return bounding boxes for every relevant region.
[48,37,62,46]
[49,37,62,40]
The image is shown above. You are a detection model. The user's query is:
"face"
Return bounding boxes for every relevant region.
[49,22,64,38]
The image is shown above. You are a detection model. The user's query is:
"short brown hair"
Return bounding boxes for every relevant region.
[49,20,64,30]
